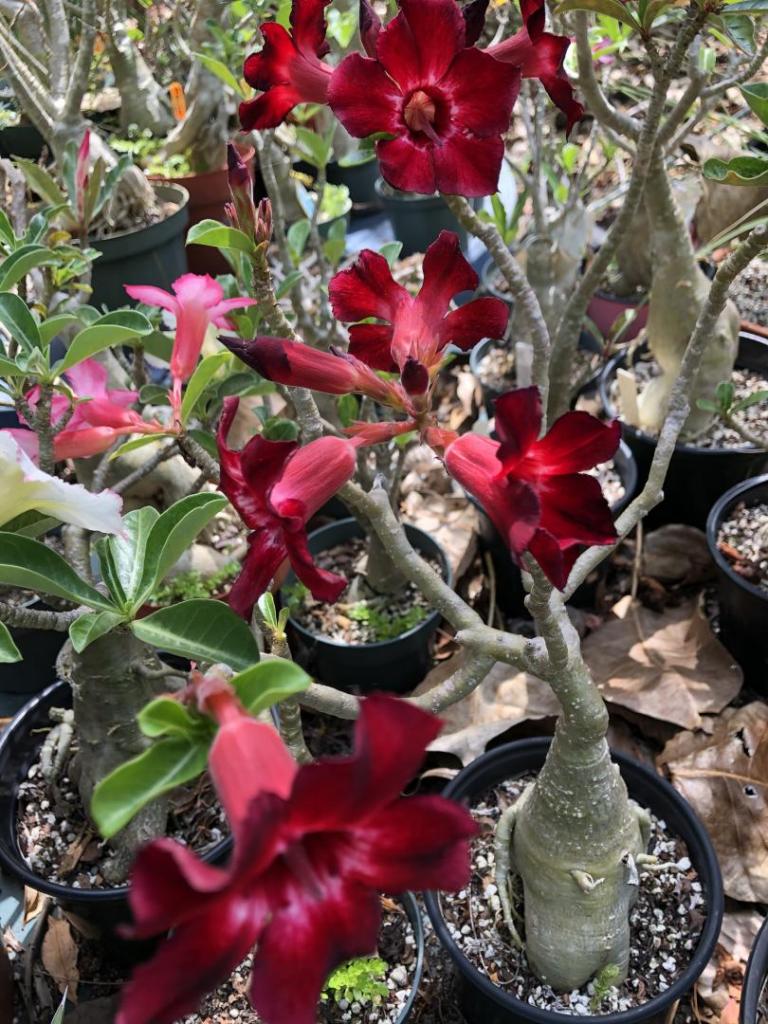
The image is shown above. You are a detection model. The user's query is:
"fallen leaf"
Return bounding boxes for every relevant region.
[58,830,91,876]
[642,525,715,585]
[719,906,765,963]
[583,597,742,730]
[23,885,45,924]
[414,654,560,764]
[403,492,478,580]
[41,916,79,1001]
[659,703,768,903]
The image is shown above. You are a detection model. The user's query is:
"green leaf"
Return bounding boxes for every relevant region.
[722,0,768,12]
[378,241,403,267]
[0,245,59,291]
[642,0,671,25]
[140,329,174,363]
[287,219,311,262]
[0,533,115,610]
[94,536,127,607]
[69,610,126,652]
[180,350,232,425]
[702,155,768,187]
[0,355,24,377]
[740,82,768,128]
[0,292,41,352]
[106,506,159,606]
[192,52,244,97]
[0,209,15,246]
[187,427,219,459]
[55,310,154,373]
[110,434,175,460]
[555,0,641,28]
[131,599,260,671]
[0,510,58,537]
[186,219,255,254]
[0,621,21,663]
[275,269,303,299]
[139,493,228,599]
[91,736,209,838]
[51,991,68,1024]
[257,591,279,629]
[337,392,359,428]
[138,696,211,739]
[295,126,332,169]
[696,398,719,412]
[13,158,68,208]
[731,389,768,412]
[231,658,311,716]
[723,13,756,52]
[39,314,81,346]
[263,417,300,441]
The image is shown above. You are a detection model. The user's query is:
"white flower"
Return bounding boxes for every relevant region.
[0,432,123,535]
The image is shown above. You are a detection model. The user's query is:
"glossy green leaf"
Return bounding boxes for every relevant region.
[192,52,244,96]
[275,269,303,299]
[722,0,768,12]
[39,314,81,346]
[0,245,59,291]
[0,621,21,663]
[110,434,175,460]
[555,0,641,28]
[14,158,68,208]
[0,533,115,610]
[51,991,68,1024]
[0,355,24,377]
[0,510,58,537]
[55,310,154,373]
[703,155,768,186]
[0,292,41,352]
[740,82,768,128]
[180,350,232,425]
[138,493,228,599]
[91,736,209,838]
[105,506,159,606]
[723,13,756,52]
[231,658,311,716]
[731,389,768,413]
[138,696,211,739]
[131,599,260,671]
[186,219,255,254]
[378,242,403,267]
[69,610,126,652]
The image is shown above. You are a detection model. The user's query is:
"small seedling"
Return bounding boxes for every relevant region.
[324,956,389,1006]
[589,963,621,1011]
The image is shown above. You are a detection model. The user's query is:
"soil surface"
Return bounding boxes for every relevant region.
[717,500,768,591]
[473,340,599,397]
[439,776,705,1014]
[732,259,768,329]
[290,538,439,645]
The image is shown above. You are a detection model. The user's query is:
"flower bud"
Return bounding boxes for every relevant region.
[401,357,429,396]
[227,142,259,242]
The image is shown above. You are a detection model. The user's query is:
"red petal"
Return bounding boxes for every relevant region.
[529,413,620,475]
[359,0,383,56]
[348,323,397,371]
[377,134,437,196]
[249,877,381,1024]
[285,529,348,603]
[290,0,331,55]
[344,419,418,444]
[440,47,521,137]
[432,130,505,198]
[117,896,264,1024]
[244,24,296,88]
[537,473,617,547]
[521,0,546,41]
[239,86,301,131]
[437,296,509,351]
[328,53,402,137]
[527,527,580,590]
[287,694,442,830]
[223,336,361,395]
[377,0,464,88]
[350,795,476,892]
[416,231,478,327]
[228,532,288,619]
[270,436,356,520]
[329,248,409,325]
[445,432,540,559]
[493,387,543,471]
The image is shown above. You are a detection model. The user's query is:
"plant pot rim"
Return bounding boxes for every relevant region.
[592,286,648,306]
[0,679,231,905]
[706,472,768,603]
[424,737,724,1024]
[599,331,768,457]
[740,914,768,1024]
[395,891,426,1024]
[286,517,452,652]
[88,181,190,246]
[375,177,440,202]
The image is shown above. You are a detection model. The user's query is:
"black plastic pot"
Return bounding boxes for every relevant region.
[0,600,65,696]
[599,332,768,529]
[480,253,517,307]
[394,892,426,1023]
[90,183,189,311]
[472,441,638,616]
[741,915,768,1024]
[424,738,724,1024]
[285,518,452,693]
[706,473,768,691]
[376,179,468,257]
[0,123,46,160]
[0,681,232,949]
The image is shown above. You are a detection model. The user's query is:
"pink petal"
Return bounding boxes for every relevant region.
[528,413,620,475]
[328,54,403,138]
[124,284,178,313]
[437,296,509,351]
[269,436,356,522]
[65,358,109,400]
[172,273,224,308]
[493,387,543,473]
[5,429,39,462]
[208,296,258,329]
[329,248,409,325]
[53,426,134,460]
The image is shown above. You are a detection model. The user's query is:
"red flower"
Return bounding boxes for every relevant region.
[239,0,334,130]
[444,387,619,588]
[116,694,476,1024]
[329,231,508,378]
[484,0,584,135]
[222,336,405,409]
[217,397,356,616]
[328,0,521,197]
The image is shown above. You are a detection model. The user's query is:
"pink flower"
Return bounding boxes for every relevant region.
[328,0,521,196]
[116,694,476,1024]
[329,231,508,381]
[9,358,165,462]
[217,397,357,617]
[239,0,334,130]
[125,274,256,420]
[445,387,619,588]
[75,129,90,224]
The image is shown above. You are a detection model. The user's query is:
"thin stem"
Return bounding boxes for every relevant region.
[113,442,180,494]
[176,433,221,483]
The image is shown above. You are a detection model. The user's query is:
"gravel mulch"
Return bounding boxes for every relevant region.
[732,259,768,329]
[717,500,768,591]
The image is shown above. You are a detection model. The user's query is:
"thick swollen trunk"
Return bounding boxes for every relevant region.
[636,151,740,438]
[104,10,174,136]
[57,629,170,883]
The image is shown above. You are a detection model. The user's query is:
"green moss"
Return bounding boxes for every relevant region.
[324,956,389,1007]
[148,561,239,606]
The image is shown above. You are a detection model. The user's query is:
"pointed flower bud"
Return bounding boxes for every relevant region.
[227,142,259,243]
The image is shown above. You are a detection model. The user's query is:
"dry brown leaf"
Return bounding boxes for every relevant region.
[23,885,45,924]
[660,703,768,903]
[414,654,559,764]
[582,597,742,730]
[41,916,79,1001]
[643,525,715,585]
[57,830,92,877]
[0,942,12,1024]
[402,492,478,579]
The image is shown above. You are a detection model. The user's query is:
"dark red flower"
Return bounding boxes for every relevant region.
[217,397,356,616]
[222,336,405,409]
[485,0,584,135]
[328,0,521,197]
[239,0,334,130]
[116,694,476,1024]
[445,387,619,588]
[329,230,508,376]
